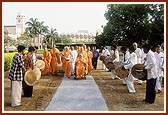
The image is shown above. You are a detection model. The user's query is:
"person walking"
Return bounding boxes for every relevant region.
[87,46,93,75]
[50,44,61,76]
[70,46,78,77]
[92,47,99,70]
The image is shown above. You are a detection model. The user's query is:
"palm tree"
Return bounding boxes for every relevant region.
[36,21,49,49]
[25,18,39,38]
[25,18,49,49]
[47,28,59,47]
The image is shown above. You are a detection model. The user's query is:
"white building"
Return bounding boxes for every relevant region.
[60,30,96,44]
[4,13,26,38]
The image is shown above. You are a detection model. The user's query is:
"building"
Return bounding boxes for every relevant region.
[60,30,96,44]
[4,13,26,39]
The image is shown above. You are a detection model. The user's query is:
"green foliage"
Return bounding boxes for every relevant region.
[4,53,15,71]
[37,49,44,53]
[96,4,164,47]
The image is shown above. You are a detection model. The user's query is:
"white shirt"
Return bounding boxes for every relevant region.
[134,48,142,64]
[141,49,147,64]
[102,49,110,56]
[154,52,164,77]
[124,52,137,69]
[144,50,158,79]
[111,50,119,62]
[122,51,130,65]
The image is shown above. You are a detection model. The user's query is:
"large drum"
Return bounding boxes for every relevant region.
[33,67,41,80]
[103,56,112,65]
[24,70,37,86]
[99,55,107,61]
[115,67,129,79]
[36,60,45,70]
[131,64,147,80]
[106,62,115,70]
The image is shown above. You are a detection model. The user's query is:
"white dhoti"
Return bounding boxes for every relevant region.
[11,81,22,107]
[126,71,136,93]
[111,62,121,79]
[155,77,162,91]
[71,62,75,76]
[102,62,106,70]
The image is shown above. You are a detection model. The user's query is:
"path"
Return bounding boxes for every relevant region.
[45,75,109,111]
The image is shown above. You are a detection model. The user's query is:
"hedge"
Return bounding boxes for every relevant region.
[4,52,16,71]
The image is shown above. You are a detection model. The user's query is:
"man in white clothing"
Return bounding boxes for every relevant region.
[101,47,110,70]
[111,45,120,79]
[70,46,78,76]
[154,45,164,93]
[133,42,143,84]
[120,46,130,85]
[122,47,137,93]
[143,44,157,104]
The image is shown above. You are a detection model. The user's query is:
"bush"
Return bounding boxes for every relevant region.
[37,49,43,54]
[4,52,15,71]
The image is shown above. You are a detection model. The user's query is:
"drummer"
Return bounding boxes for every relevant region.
[120,46,130,85]
[122,46,137,93]
[22,46,36,97]
[101,47,110,70]
[111,45,120,80]
[8,45,26,107]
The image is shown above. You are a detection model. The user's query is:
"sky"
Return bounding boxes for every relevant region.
[2,2,109,34]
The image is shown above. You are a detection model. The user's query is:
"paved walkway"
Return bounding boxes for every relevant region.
[45,75,109,111]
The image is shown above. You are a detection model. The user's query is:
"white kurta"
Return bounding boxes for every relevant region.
[101,49,110,70]
[70,50,78,75]
[154,51,164,91]
[111,50,120,79]
[134,48,142,64]
[144,50,158,80]
[122,51,130,65]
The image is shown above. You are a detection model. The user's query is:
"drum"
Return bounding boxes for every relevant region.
[105,62,115,70]
[99,55,106,61]
[33,67,41,80]
[36,60,45,70]
[24,70,37,86]
[103,56,112,65]
[131,64,147,80]
[115,67,129,79]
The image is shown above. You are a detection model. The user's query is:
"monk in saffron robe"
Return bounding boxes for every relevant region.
[75,54,86,79]
[50,45,60,75]
[41,47,52,75]
[87,46,93,75]
[82,45,88,75]
[61,47,66,72]
[62,46,71,78]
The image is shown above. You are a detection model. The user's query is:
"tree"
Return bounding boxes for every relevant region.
[25,18,39,38]
[96,4,164,47]
[25,18,49,49]
[44,28,59,48]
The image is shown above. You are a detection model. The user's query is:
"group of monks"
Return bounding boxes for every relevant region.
[41,44,93,79]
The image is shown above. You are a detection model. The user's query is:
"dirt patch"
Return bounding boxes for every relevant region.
[4,71,63,111]
[92,61,164,111]
[3,61,164,111]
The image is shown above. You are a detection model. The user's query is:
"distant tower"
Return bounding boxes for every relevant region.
[16,12,25,37]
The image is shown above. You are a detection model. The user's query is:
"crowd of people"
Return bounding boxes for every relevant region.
[8,42,164,107]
